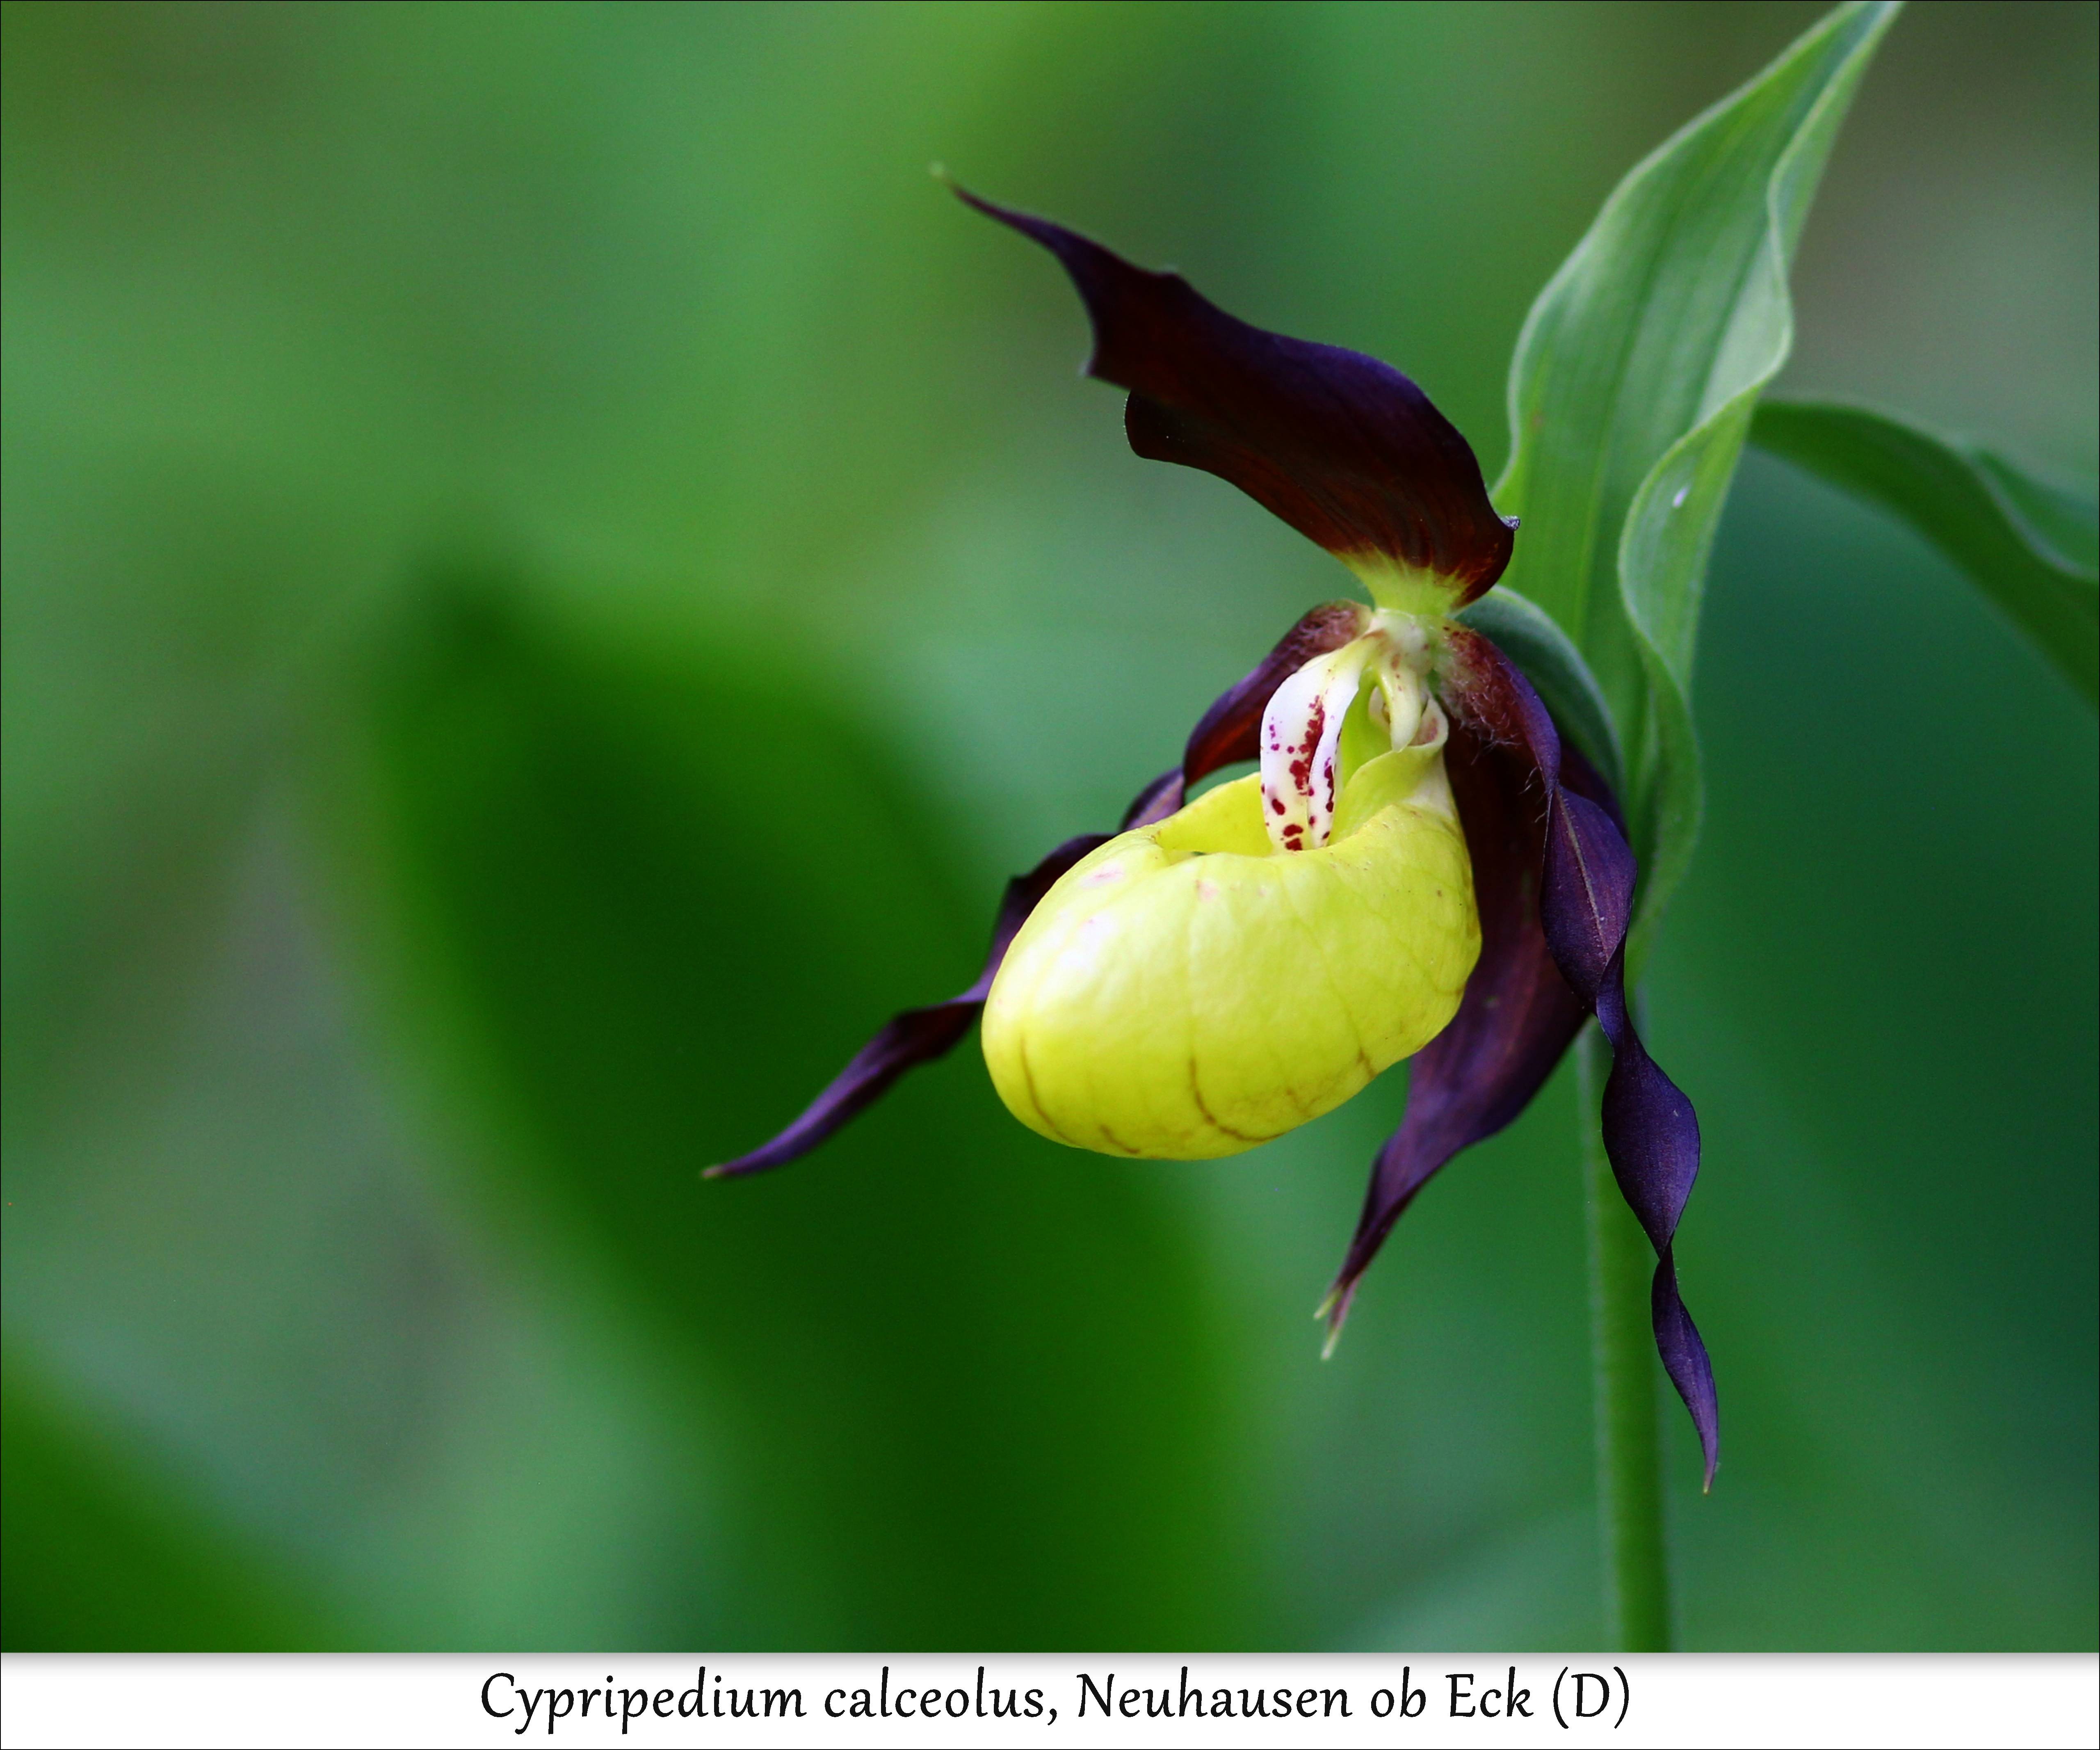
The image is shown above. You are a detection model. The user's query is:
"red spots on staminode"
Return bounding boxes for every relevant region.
[1269,794,1286,815]
[1280,699,1328,799]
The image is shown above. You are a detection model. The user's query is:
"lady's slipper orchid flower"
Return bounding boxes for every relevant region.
[714,193,1719,1486]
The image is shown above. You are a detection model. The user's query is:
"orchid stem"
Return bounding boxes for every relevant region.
[1578,1024,1673,1651]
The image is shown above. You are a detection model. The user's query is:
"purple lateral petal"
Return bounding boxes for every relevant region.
[1532,770,1700,1263]
[957,188,1517,603]
[706,832,1107,1178]
[1319,707,1587,1343]
[1434,627,1719,1487]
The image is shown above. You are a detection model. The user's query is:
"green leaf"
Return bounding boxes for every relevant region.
[1491,1,1901,948]
[1455,587,1625,797]
[1751,398,2099,707]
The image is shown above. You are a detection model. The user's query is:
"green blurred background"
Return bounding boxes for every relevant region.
[4,0,2094,1651]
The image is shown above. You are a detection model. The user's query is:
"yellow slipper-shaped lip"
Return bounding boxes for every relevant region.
[982,746,1480,1160]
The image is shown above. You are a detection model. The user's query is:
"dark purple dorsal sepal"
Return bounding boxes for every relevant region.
[1371,625,1719,1487]
[956,188,1518,604]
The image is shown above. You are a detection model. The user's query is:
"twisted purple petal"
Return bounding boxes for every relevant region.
[1439,624,1717,1487]
[957,189,1517,603]
[1317,626,1717,1479]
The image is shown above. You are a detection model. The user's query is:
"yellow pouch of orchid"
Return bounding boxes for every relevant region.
[982,742,1478,1160]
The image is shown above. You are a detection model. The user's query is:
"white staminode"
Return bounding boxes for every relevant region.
[1258,616,1430,854]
